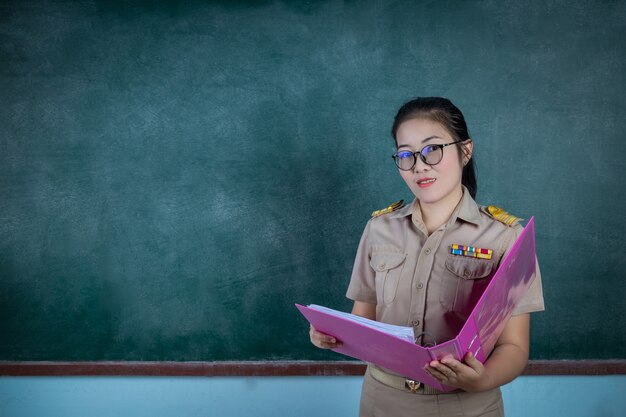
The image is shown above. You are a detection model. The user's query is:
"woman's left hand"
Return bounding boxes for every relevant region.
[424,352,492,393]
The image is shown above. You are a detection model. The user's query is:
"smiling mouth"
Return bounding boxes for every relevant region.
[417,178,436,188]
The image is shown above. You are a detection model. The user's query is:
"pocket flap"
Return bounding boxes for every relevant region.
[445,256,494,279]
[370,253,406,272]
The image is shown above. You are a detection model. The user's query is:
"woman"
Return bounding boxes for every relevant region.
[310,97,544,416]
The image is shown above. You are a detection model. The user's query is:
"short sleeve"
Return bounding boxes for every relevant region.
[512,258,545,315]
[345,220,377,304]
[504,224,546,316]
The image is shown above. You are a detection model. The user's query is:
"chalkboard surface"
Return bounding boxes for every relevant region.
[1,0,625,361]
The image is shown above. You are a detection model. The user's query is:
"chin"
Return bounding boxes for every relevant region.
[417,195,442,205]
[413,186,454,205]
[412,188,441,203]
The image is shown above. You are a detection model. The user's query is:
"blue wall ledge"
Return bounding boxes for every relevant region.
[1,375,625,417]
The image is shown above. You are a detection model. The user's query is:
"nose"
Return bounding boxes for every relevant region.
[413,156,430,173]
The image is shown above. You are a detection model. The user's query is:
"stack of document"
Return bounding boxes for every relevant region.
[306,304,416,343]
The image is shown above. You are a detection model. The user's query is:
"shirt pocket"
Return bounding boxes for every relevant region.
[440,256,496,313]
[369,252,407,305]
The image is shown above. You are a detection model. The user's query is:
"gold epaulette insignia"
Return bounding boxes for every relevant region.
[486,205,522,226]
[371,200,405,218]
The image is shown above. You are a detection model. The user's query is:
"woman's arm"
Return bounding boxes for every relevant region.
[351,300,376,320]
[309,301,376,349]
[424,313,530,393]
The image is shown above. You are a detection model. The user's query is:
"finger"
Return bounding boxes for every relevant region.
[309,327,322,340]
[318,338,342,349]
[310,328,341,349]
[463,352,483,372]
[430,361,456,379]
[424,365,448,382]
[440,357,464,373]
[309,327,329,341]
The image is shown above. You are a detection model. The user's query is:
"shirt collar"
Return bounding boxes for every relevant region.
[388,186,482,225]
[450,186,482,226]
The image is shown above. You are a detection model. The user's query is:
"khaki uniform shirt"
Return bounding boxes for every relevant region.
[346,187,545,349]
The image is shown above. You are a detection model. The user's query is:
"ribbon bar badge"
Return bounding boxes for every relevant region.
[450,244,493,260]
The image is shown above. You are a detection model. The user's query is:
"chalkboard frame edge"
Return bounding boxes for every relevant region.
[1,360,625,376]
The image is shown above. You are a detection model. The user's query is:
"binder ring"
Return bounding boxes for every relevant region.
[414,331,437,347]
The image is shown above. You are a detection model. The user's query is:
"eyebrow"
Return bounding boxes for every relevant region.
[397,136,441,149]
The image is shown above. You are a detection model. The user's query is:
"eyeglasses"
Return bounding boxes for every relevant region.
[392,141,461,170]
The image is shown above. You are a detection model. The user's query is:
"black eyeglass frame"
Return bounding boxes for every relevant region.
[391,140,464,170]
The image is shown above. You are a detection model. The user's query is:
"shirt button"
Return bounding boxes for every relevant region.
[412,320,420,326]
[464,270,471,277]
[425,248,431,255]
[378,262,386,270]
[417,283,424,289]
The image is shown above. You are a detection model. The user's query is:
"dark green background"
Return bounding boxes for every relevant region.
[1,0,625,361]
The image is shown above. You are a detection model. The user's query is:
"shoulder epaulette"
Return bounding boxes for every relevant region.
[483,205,522,226]
[371,200,405,218]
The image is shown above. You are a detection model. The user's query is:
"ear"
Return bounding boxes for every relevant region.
[461,139,473,165]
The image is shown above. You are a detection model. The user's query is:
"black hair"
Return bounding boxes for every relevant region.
[391,97,477,199]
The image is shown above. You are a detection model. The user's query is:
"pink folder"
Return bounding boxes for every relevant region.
[296,217,537,392]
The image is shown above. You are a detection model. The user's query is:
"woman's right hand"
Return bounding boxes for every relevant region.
[309,325,342,349]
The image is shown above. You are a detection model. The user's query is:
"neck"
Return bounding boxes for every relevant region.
[419,186,464,235]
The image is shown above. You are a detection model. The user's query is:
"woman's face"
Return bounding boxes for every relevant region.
[395,117,471,207]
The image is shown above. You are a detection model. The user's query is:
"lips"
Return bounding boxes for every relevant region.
[416,178,436,188]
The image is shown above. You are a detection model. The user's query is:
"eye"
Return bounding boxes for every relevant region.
[421,145,439,155]
[396,151,413,159]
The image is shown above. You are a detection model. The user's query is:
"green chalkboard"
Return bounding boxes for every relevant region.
[1,0,625,361]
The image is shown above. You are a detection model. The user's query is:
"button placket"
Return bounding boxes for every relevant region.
[405,225,425,331]
[409,229,447,331]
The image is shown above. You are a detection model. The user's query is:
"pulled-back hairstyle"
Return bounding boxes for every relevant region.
[391,97,478,199]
